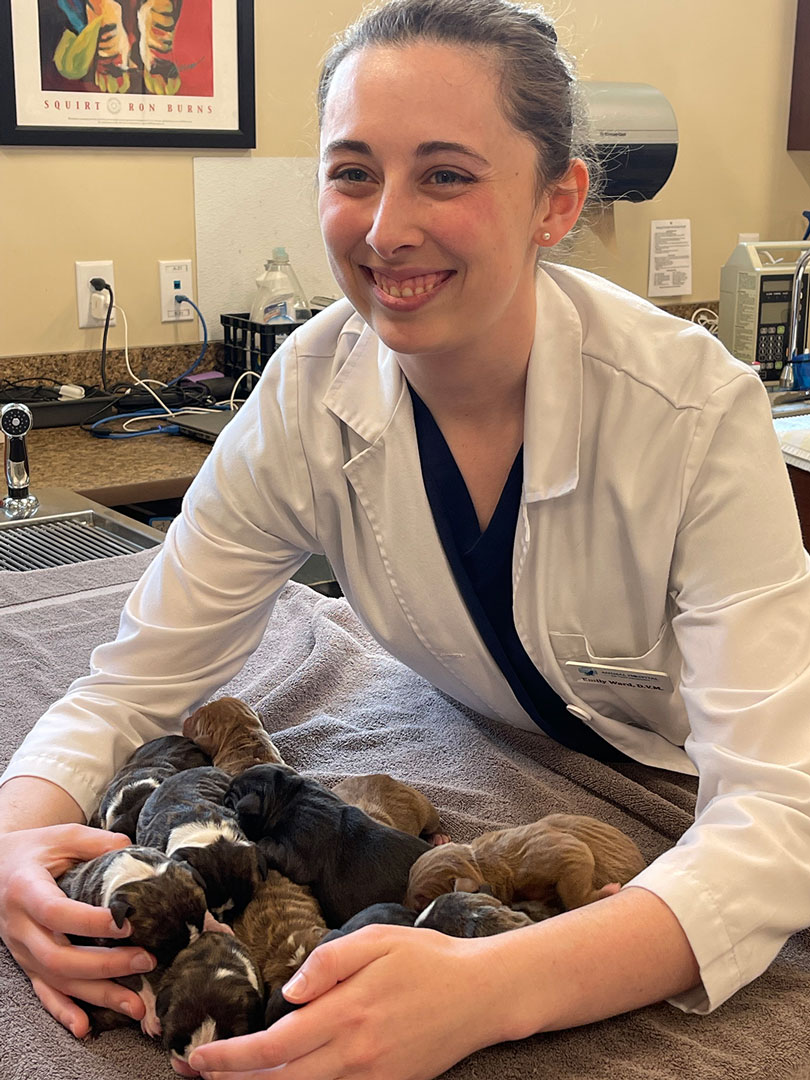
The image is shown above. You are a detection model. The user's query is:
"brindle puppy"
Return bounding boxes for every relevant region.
[233,870,328,995]
[332,773,449,844]
[137,766,267,924]
[156,932,264,1074]
[183,697,286,776]
[90,734,211,838]
[405,813,645,912]
[58,845,228,1035]
[225,764,431,927]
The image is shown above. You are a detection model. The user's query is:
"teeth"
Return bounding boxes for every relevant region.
[371,270,448,298]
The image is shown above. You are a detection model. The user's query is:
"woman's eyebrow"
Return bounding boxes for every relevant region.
[322,139,373,158]
[321,138,491,168]
[416,140,491,167]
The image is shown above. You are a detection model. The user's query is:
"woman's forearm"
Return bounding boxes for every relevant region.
[490,885,701,1040]
[0,777,85,833]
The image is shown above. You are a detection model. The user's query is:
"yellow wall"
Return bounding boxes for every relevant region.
[1,0,808,358]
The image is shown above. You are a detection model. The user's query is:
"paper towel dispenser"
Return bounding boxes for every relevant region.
[581,82,678,202]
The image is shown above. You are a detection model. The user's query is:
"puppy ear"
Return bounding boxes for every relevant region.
[109,899,134,929]
[476,882,495,896]
[452,877,480,894]
[254,847,270,881]
[233,792,264,836]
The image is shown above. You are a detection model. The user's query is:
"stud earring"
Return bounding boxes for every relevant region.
[542,232,551,241]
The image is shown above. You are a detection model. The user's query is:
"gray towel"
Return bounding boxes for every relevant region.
[2,558,809,1079]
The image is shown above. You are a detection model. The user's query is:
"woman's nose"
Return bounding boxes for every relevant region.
[365,189,424,259]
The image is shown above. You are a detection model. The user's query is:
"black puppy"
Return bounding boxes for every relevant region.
[320,901,417,944]
[137,766,267,924]
[225,764,430,927]
[90,735,212,838]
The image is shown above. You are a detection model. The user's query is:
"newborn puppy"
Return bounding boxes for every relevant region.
[415,891,535,937]
[320,901,417,944]
[233,870,327,994]
[183,696,286,776]
[137,766,267,924]
[226,764,431,927]
[332,773,449,844]
[58,845,230,1034]
[405,813,646,912]
[156,931,264,1076]
[90,735,212,838]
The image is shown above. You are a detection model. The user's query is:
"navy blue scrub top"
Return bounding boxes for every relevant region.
[409,384,629,763]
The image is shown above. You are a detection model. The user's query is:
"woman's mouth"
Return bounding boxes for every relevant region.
[362,267,454,310]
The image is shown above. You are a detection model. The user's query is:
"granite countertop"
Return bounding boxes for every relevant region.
[28,424,211,506]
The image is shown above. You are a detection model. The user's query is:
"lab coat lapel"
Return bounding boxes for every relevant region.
[323,330,532,723]
[522,267,584,502]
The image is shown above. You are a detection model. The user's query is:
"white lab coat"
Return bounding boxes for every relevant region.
[5,264,810,1014]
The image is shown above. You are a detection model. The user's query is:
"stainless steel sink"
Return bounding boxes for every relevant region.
[0,487,164,571]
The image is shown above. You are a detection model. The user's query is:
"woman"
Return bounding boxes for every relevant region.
[2,1,810,1078]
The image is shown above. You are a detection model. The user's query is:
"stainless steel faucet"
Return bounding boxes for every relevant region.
[779,247,810,390]
[2,403,39,519]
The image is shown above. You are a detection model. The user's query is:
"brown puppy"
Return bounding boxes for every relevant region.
[332,773,450,844]
[183,696,285,776]
[405,813,645,913]
[233,870,328,994]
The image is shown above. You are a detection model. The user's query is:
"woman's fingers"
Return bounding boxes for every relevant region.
[23,870,131,939]
[31,969,146,1038]
[37,823,132,879]
[31,974,93,1039]
[282,925,392,1003]
[20,919,154,982]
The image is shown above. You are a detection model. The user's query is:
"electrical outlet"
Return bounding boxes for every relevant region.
[159,259,194,322]
[75,260,116,329]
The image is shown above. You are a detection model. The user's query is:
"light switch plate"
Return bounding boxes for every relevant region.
[75,260,116,329]
[159,259,194,322]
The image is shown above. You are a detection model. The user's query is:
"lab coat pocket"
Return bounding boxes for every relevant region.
[549,623,687,739]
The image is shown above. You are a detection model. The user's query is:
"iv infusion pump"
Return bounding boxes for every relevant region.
[718,241,809,383]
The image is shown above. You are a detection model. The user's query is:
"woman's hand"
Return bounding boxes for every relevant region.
[0,823,157,1038]
[188,924,518,1080]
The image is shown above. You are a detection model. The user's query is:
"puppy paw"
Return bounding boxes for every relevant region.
[594,882,622,901]
[429,833,452,846]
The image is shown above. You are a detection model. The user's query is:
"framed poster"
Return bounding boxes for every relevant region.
[0,0,255,148]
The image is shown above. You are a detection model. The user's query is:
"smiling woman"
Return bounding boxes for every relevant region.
[2,2,810,1080]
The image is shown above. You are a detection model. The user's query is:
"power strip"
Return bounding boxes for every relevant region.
[29,393,121,428]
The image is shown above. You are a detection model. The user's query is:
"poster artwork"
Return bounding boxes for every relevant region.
[37,0,213,99]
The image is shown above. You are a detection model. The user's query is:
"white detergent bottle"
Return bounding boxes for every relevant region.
[249,247,311,324]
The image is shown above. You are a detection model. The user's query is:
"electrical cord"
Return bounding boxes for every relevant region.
[90,277,114,391]
[166,295,208,385]
[690,307,719,335]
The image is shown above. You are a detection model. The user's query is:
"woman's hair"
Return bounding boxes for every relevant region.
[316,0,597,198]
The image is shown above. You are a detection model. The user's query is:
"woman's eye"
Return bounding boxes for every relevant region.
[428,169,473,186]
[332,168,372,184]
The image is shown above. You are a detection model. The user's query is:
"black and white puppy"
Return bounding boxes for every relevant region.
[90,735,212,839]
[414,890,535,937]
[137,766,268,924]
[225,764,431,927]
[58,845,231,1035]
[156,932,264,1075]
